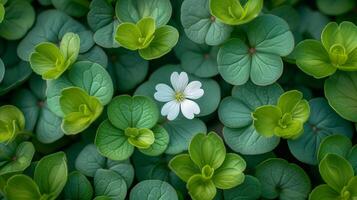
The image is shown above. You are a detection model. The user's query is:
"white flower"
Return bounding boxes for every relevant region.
[154,72,204,120]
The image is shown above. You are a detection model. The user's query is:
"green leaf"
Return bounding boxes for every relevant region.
[255,158,311,200]
[107,95,159,130]
[60,32,80,65]
[34,152,68,198]
[47,61,113,117]
[342,176,357,198]
[4,175,42,200]
[317,0,355,15]
[115,0,172,27]
[169,154,200,182]
[309,184,340,200]
[29,42,66,80]
[115,22,142,50]
[139,125,169,156]
[0,142,35,175]
[162,118,207,154]
[107,49,149,92]
[64,171,93,200]
[75,144,105,177]
[209,0,263,25]
[317,135,352,162]
[51,0,90,17]
[319,154,354,192]
[189,132,226,170]
[324,71,357,122]
[287,98,353,165]
[181,0,233,46]
[94,169,127,200]
[125,128,155,149]
[139,25,179,60]
[60,87,103,135]
[0,3,4,23]
[295,40,336,78]
[174,35,219,78]
[129,180,178,200]
[0,105,25,143]
[0,0,35,40]
[187,174,217,200]
[17,10,93,61]
[252,105,282,138]
[223,175,262,200]
[212,153,246,189]
[95,120,134,161]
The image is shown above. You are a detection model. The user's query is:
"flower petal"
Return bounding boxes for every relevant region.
[161,101,180,120]
[171,71,189,92]
[154,83,175,102]
[181,99,200,119]
[184,81,204,99]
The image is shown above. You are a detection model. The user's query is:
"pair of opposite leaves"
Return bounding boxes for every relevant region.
[253,90,310,139]
[310,153,357,200]
[295,21,357,78]
[169,132,246,200]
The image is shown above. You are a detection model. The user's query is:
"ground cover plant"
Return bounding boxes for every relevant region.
[0,0,357,200]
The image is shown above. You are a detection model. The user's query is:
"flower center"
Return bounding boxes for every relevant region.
[174,92,185,102]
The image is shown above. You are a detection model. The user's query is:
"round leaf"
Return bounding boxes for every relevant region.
[64,171,93,200]
[139,125,169,156]
[180,0,233,46]
[223,175,262,200]
[51,0,90,17]
[288,98,353,165]
[4,175,41,200]
[94,169,127,200]
[129,180,178,200]
[255,158,311,200]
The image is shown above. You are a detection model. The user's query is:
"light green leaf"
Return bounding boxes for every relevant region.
[95,120,134,161]
[107,95,159,130]
[187,174,217,200]
[0,3,4,23]
[295,40,336,78]
[115,0,172,27]
[169,154,200,182]
[319,154,354,192]
[317,135,352,162]
[64,171,93,200]
[324,71,357,122]
[34,152,68,198]
[115,22,142,50]
[94,169,127,200]
[209,0,263,25]
[0,142,35,175]
[60,87,103,135]
[139,25,179,60]
[252,105,282,138]
[0,105,25,143]
[4,175,42,200]
[189,132,226,170]
[309,184,340,200]
[129,180,178,200]
[60,32,80,65]
[212,153,246,189]
[139,125,169,156]
[274,118,303,139]
[342,176,357,198]
[277,90,310,122]
[47,61,113,117]
[136,17,156,49]
[126,128,155,149]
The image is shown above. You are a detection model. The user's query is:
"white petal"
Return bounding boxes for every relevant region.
[170,71,188,92]
[184,81,204,99]
[154,83,175,102]
[161,101,180,121]
[181,99,200,119]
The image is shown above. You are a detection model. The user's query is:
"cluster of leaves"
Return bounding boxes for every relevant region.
[0,0,356,200]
